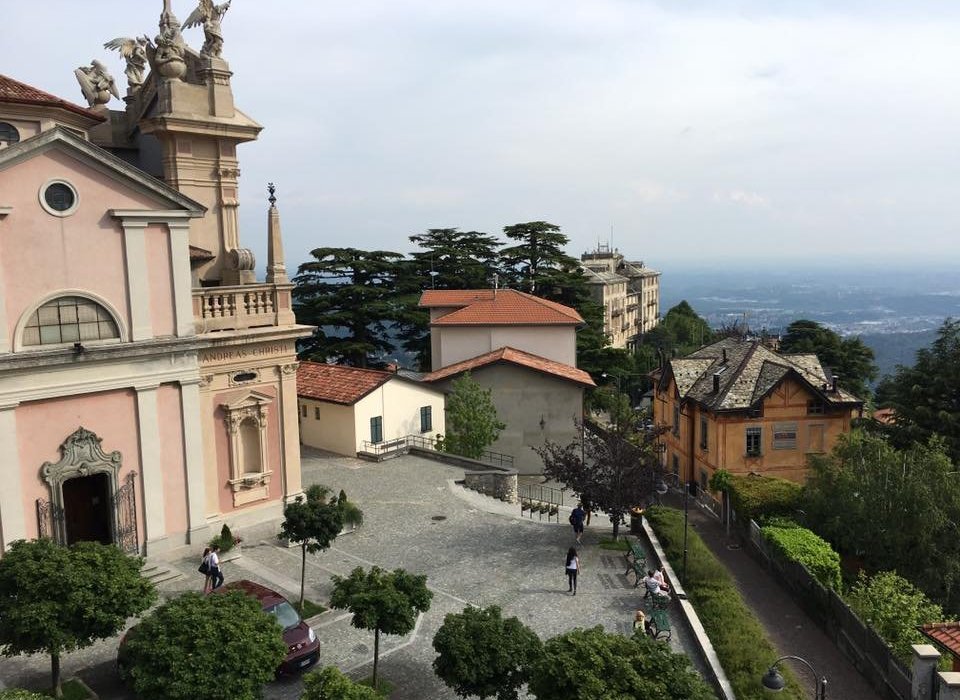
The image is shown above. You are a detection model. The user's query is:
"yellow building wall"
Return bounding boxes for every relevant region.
[654,375,855,492]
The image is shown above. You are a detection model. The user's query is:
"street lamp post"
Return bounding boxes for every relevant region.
[761,655,827,700]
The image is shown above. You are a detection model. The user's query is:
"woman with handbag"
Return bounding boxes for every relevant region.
[199,547,213,593]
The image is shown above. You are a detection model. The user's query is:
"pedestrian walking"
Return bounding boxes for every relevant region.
[565,546,580,595]
[198,546,213,593]
[569,503,586,543]
[208,544,224,590]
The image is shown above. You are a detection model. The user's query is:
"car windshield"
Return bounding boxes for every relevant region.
[266,601,301,630]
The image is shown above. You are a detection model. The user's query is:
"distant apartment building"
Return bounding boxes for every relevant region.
[580,245,661,348]
[652,338,863,490]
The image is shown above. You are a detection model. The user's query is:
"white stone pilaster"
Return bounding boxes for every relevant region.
[167,221,195,337]
[0,217,9,353]
[136,386,167,553]
[180,380,210,544]
[121,221,152,341]
[0,404,24,549]
[278,364,303,503]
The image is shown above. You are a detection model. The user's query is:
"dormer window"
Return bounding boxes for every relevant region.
[0,122,20,147]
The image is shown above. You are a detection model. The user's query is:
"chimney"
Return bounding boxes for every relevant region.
[831,375,838,392]
[265,183,289,284]
[722,348,727,363]
[713,373,721,393]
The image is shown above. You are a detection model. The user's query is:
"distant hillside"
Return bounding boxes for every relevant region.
[860,330,937,383]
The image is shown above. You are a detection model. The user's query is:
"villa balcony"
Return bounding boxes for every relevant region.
[192,283,294,333]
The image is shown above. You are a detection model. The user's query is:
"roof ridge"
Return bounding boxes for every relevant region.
[300,360,391,377]
[0,73,105,121]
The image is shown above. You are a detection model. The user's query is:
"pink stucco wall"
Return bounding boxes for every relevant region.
[15,389,143,543]
[158,383,188,538]
[212,384,282,514]
[146,224,175,337]
[0,149,161,343]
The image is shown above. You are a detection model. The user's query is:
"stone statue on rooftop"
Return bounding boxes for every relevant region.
[144,2,187,80]
[103,37,149,92]
[184,0,232,58]
[74,60,119,107]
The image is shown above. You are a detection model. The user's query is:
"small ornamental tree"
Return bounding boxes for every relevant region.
[301,666,380,700]
[0,538,157,698]
[329,566,433,690]
[847,571,943,664]
[121,590,286,700]
[280,484,345,613]
[527,626,714,700]
[442,372,506,460]
[432,605,543,700]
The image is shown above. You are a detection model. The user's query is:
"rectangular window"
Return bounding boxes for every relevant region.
[700,415,708,450]
[370,416,383,444]
[301,404,307,418]
[746,427,762,456]
[673,406,680,436]
[807,401,824,415]
[420,405,432,433]
[314,407,320,420]
[773,422,798,450]
[808,424,825,453]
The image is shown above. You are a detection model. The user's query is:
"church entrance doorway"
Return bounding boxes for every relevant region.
[62,473,112,546]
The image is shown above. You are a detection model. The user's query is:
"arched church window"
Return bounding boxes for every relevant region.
[23,296,119,347]
[0,122,20,146]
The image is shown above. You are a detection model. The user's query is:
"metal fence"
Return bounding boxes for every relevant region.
[748,519,912,699]
[359,435,514,469]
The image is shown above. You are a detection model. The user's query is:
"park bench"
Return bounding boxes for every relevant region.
[646,606,671,641]
[623,539,646,587]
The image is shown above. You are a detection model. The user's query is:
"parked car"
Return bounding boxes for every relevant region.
[118,579,320,681]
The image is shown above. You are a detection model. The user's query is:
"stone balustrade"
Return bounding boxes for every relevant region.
[192,284,292,332]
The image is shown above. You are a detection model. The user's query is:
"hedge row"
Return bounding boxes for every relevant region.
[645,506,804,700]
[728,474,801,524]
[762,522,842,590]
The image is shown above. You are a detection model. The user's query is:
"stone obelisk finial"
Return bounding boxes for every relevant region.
[265,183,289,284]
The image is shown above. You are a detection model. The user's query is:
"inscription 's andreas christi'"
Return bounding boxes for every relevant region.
[200,343,292,364]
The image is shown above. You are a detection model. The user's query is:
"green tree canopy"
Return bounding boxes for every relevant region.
[802,430,960,613]
[0,539,156,697]
[293,247,406,367]
[876,319,960,464]
[120,590,286,700]
[537,420,665,539]
[498,221,575,295]
[642,300,713,358]
[779,319,877,398]
[301,666,380,700]
[432,605,542,700]
[440,372,506,460]
[329,566,433,689]
[527,626,714,700]
[280,484,345,613]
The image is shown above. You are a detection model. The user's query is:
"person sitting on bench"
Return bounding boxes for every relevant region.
[643,570,669,599]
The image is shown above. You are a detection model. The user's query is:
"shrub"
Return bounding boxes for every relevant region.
[209,523,240,553]
[645,506,804,699]
[301,666,380,700]
[728,474,801,524]
[762,524,842,590]
[0,690,49,700]
[847,571,943,665]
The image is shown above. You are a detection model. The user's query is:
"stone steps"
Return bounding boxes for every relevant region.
[141,561,184,586]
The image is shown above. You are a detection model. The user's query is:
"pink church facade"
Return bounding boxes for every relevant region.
[0,6,311,557]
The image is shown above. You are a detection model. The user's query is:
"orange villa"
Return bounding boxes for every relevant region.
[652,337,863,491]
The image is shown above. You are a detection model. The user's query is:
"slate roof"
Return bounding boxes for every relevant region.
[297,362,393,405]
[420,288,583,326]
[0,74,105,122]
[920,623,960,658]
[662,337,862,412]
[422,346,596,387]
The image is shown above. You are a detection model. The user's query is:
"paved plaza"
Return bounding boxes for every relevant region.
[0,449,703,699]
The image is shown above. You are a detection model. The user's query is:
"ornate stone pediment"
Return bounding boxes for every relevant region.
[41,427,122,488]
[221,390,273,433]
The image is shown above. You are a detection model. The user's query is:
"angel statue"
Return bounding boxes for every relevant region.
[143,7,188,80]
[184,0,232,58]
[74,60,119,107]
[103,37,148,92]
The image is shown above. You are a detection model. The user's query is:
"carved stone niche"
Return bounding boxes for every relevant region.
[221,391,274,506]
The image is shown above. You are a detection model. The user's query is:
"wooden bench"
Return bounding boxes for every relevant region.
[624,539,646,587]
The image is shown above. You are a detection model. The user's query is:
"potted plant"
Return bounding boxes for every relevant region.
[209,523,243,562]
[337,489,364,534]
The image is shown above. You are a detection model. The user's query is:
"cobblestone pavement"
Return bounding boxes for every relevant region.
[0,451,703,699]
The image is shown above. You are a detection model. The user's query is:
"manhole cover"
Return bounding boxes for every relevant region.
[431,515,447,521]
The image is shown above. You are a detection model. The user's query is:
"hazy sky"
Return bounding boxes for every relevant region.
[6,1,960,272]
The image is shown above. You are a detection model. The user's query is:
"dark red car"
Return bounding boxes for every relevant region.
[213,579,321,674]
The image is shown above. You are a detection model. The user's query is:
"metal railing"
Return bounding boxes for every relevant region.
[518,483,565,521]
[359,435,514,469]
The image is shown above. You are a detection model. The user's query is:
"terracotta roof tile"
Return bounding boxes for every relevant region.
[0,74,105,122]
[420,288,583,326]
[920,623,960,657]
[422,347,595,387]
[297,362,392,405]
